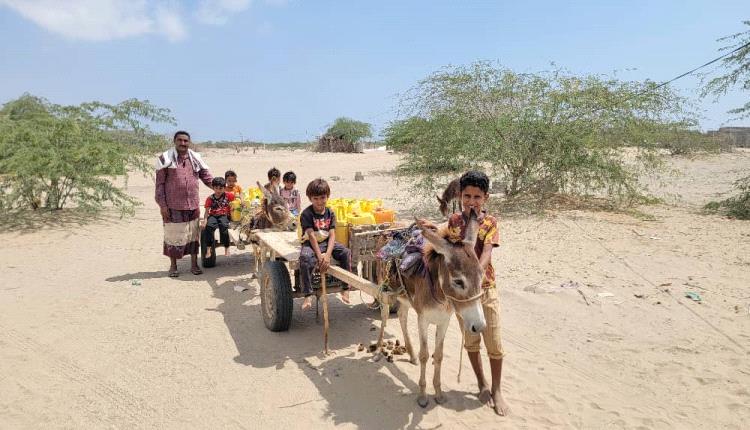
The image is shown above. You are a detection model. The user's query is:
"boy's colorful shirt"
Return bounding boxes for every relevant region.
[300,205,337,244]
[446,211,500,288]
[227,184,242,195]
[204,192,235,216]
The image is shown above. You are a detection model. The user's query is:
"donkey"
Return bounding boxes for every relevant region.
[436,178,461,217]
[379,212,487,407]
[251,181,292,230]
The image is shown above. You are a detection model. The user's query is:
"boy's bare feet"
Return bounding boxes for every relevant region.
[224,247,230,256]
[340,290,350,304]
[491,391,510,416]
[302,296,313,310]
[478,386,491,404]
[206,247,213,258]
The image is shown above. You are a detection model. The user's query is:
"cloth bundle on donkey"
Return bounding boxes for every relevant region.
[376,224,427,292]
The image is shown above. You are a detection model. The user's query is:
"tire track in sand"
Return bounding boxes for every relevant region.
[1,325,161,428]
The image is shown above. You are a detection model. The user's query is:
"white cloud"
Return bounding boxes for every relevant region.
[0,0,187,42]
[0,0,278,42]
[155,4,186,42]
[195,0,251,25]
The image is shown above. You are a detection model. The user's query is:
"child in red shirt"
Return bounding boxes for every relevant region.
[201,177,235,257]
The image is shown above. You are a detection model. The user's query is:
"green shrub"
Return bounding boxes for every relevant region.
[384,62,699,205]
[0,94,174,215]
[704,176,750,219]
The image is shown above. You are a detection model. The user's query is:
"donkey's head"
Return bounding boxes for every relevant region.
[257,181,291,227]
[417,211,487,334]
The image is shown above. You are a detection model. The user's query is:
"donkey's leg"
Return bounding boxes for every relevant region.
[432,315,450,404]
[417,314,430,408]
[397,301,416,364]
[372,302,389,362]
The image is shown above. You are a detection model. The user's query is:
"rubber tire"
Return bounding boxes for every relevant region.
[260,261,293,332]
[200,233,216,268]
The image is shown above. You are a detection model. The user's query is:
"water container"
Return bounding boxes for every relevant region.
[366,199,383,212]
[347,200,362,216]
[329,202,347,224]
[348,213,376,226]
[374,208,395,224]
[230,200,242,222]
[335,224,349,247]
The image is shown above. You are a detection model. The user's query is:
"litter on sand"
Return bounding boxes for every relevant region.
[684,291,702,302]
[131,279,142,286]
[234,285,249,292]
[560,280,581,289]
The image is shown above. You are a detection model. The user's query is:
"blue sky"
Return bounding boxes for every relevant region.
[0,0,747,142]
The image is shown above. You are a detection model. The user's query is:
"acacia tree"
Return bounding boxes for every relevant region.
[702,20,750,120]
[384,62,698,204]
[0,94,174,214]
[702,20,750,219]
[318,117,372,152]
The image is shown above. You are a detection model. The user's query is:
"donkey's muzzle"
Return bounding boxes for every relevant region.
[469,319,487,334]
[459,303,487,334]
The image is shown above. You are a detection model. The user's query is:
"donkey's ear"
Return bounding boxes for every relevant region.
[257,181,271,198]
[415,218,452,257]
[463,209,479,249]
[436,195,448,217]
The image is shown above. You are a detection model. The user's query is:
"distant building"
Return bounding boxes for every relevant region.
[707,127,750,148]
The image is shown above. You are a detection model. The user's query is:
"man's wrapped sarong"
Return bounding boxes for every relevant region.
[163,208,200,258]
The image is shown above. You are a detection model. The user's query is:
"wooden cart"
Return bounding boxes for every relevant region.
[200,221,253,268]
[249,223,408,334]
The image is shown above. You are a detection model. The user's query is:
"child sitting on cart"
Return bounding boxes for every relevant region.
[225,170,242,195]
[201,177,236,257]
[281,171,302,216]
[299,178,352,310]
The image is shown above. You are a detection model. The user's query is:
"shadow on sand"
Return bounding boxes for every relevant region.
[107,251,484,429]
[1,208,115,234]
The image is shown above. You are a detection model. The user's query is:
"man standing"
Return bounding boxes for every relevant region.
[155,131,213,277]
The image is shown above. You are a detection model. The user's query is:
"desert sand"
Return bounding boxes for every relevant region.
[1,148,749,429]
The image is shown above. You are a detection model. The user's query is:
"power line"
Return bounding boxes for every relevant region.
[580,40,750,118]
[651,40,750,91]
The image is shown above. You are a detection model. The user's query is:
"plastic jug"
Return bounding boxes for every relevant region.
[363,199,382,213]
[348,212,376,226]
[333,203,347,224]
[230,199,243,222]
[374,208,395,224]
[335,224,349,247]
[347,200,363,216]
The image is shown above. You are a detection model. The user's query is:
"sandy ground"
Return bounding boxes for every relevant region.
[1,148,749,429]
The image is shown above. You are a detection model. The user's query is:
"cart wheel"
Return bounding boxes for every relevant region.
[200,233,216,268]
[260,260,293,332]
